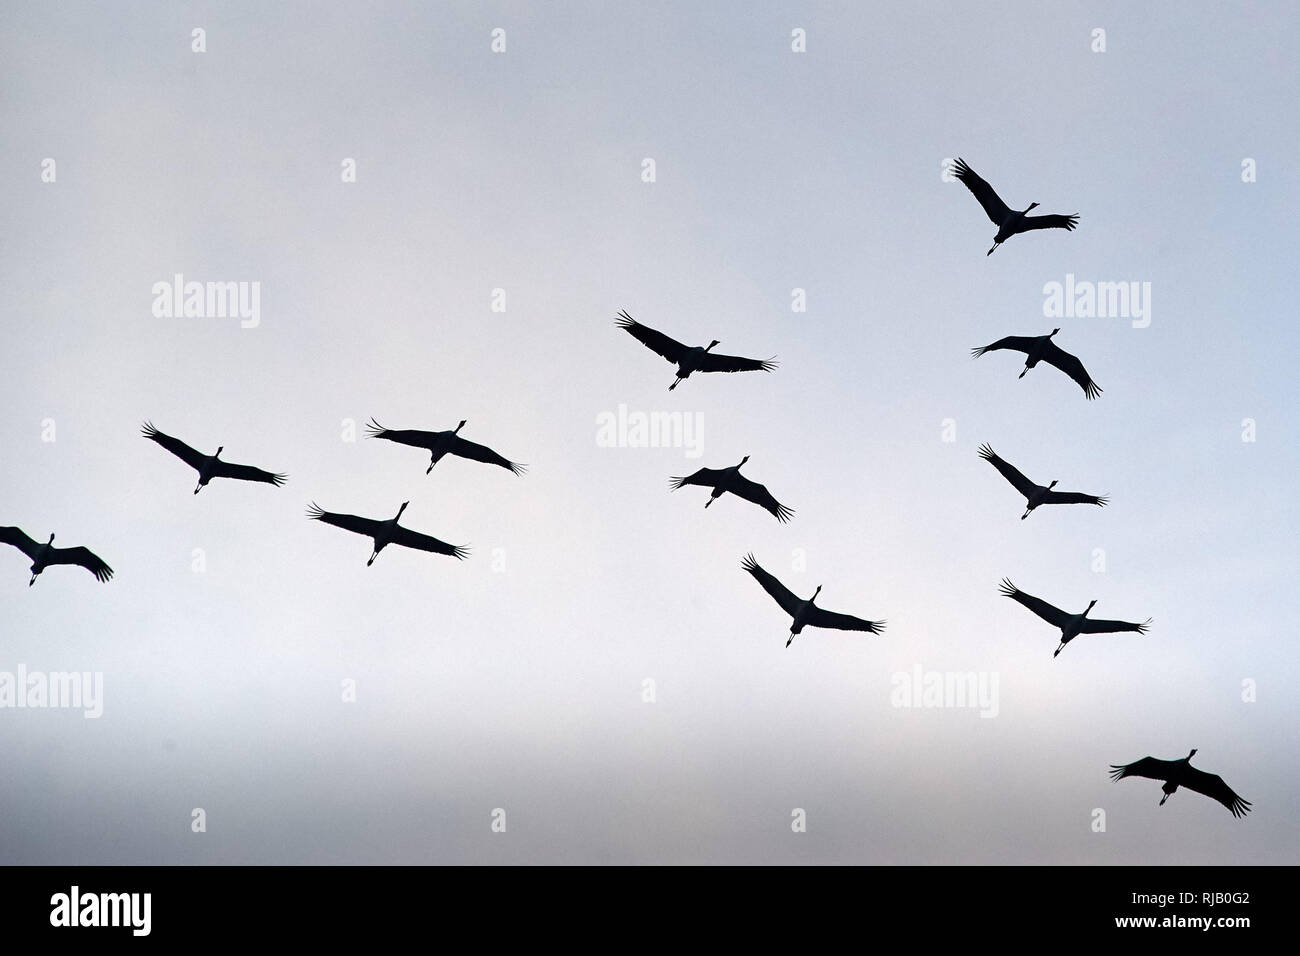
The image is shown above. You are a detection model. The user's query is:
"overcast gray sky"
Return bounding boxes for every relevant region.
[1,1,1296,864]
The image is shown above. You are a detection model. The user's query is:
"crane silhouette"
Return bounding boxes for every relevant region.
[1,526,113,586]
[950,157,1079,255]
[978,444,1107,519]
[1110,750,1251,818]
[143,422,286,493]
[365,419,526,476]
[999,579,1149,657]
[742,553,884,647]
[670,456,794,522]
[972,329,1102,400]
[616,310,776,390]
[307,501,468,565]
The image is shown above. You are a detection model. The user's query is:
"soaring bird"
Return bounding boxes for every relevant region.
[0,526,113,586]
[143,421,286,493]
[1110,750,1252,818]
[365,419,526,476]
[616,310,776,390]
[670,456,794,523]
[971,328,1102,400]
[742,553,884,647]
[307,501,468,565]
[999,578,1149,658]
[950,157,1079,255]
[978,444,1107,519]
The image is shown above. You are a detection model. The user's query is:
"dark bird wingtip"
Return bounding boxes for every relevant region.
[998,577,1017,596]
[977,442,994,459]
[305,502,324,519]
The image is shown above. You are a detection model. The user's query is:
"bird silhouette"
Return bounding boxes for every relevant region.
[972,329,1102,400]
[307,501,468,565]
[143,421,286,493]
[616,310,776,390]
[950,157,1079,255]
[1110,750,1251,818]
[670,456,793,522]
[742,553,883,647]
[999,578,1149,657]
[0,526,113,586]
[978,444,1107,519]
[365,419,526,476]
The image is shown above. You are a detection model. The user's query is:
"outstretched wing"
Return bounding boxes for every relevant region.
[730,475,794,523]
[142,421,208,471]
[951,158,1012,225]
[694,350,778,375]
[1041,341,1103,400]
[1078,616,1151,635]
[0,526,41,560]
[213,460,287,486]
[1019,213,1079,233]
[999,578,1071,628]
[808,607,884,634]
[1181,766,1252,818]
[977,444,1038,498]
[306,503,382,539]
[47,546,113,582]
[1043,489,1108,507]
[1109,756,1179,783]
[391,525,469,560]
[616,311,689,365]
[741,553,802,617]
[364,419,441,450]
[669,468,729,490]
[971,335,1037,359]
[448,435,527,475]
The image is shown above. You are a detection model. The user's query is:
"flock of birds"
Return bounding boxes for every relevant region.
[3,158,1249,821]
